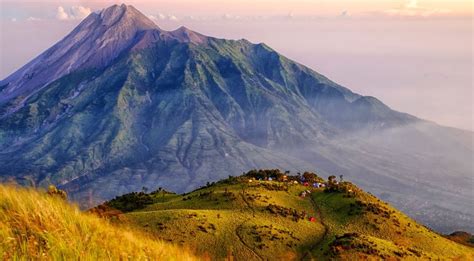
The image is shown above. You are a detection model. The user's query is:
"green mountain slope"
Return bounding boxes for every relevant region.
[96,170,473,260]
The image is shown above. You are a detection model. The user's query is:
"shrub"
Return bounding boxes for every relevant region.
[106,192,153,212]
[46,185,67,200]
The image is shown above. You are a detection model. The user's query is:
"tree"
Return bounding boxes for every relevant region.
[303,172,323,183]
[325,175,340,192]
[142,186,149,193]
[339,175,344,182]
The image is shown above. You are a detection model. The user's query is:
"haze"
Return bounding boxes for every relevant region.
[0,0,472,130]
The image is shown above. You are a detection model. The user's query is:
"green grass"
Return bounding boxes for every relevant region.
[120,181,325,260]
[310,183,474,260]
[102,172,474,260]
[0,184,197,260]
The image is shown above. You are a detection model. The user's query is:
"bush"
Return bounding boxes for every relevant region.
[106,192,153,212]
[46,185,67,200]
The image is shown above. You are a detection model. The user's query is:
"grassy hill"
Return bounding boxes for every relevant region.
[100,170,474,260]
[0,184,197,260]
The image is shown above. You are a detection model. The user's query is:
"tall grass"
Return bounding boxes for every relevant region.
[0,185,197,260]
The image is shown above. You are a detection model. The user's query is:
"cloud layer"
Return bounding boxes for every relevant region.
[56,6,91,20]
[383,0,452,17]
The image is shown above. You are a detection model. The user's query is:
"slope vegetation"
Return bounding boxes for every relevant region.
[99,170,473,260]
[310,181,473,260]
[0,184,196,260]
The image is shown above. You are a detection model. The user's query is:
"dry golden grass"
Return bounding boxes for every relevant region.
[0,184,198,260]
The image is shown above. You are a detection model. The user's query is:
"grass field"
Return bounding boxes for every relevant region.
[102,171,474,260]
[310,184,474,260]
[124,181,325,259]
[0,185,197,260]
[2,169,473,260]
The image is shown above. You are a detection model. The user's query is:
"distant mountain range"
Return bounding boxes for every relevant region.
[0,4,472,233]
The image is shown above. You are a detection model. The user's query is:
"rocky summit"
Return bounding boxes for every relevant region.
[0,4,472,233]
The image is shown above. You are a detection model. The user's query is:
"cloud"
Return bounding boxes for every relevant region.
[221,14,242,20]
[383,0,451,17]
[56,5,91,20]
[147,13,179,22]
[26,17,42,22]
[56,6,69,20]
[10,18,17,22]
[70,6,92,19]
[157,13,167,20]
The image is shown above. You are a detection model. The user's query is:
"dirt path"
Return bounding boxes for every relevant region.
[235,221,263,260]
[234,187,264,260]
[301,195,330,260]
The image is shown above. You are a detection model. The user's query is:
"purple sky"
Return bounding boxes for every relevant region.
[0,1,472,130]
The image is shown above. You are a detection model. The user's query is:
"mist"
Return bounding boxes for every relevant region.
[280,120,474,233]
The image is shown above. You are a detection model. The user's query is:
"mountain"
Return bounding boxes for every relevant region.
[0,4,472,233]
[93,170,474,260]
[0,184,197,260]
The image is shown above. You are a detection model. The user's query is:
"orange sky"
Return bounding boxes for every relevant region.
[149,0,473,16]
[3,0,472,17]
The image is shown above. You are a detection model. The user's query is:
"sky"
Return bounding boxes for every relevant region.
[0,0,473,130]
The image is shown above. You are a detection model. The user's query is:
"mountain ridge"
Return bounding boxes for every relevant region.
[0,4,211,108]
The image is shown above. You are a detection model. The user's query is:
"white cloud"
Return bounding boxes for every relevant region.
[158,13,166,20]
[11,18,17,22]
[70,6,92,19]
[56,5,91,20]
[221,14,243,20]
[56,6,69,20]
[26,16,42,22]
[147,13,179,22]
[383,0,451,17]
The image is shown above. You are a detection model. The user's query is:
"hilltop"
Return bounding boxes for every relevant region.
[96,170,474,260]
[0,184,196,260]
